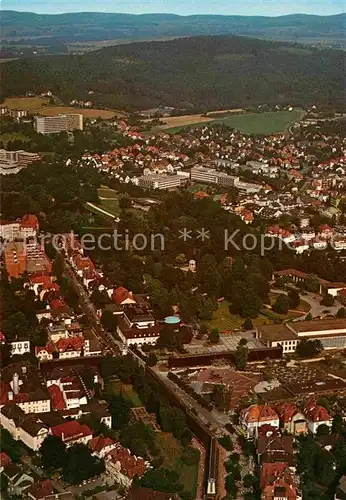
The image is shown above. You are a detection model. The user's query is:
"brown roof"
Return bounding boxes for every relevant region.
[257,324,297,342]
[288,318,346,334]
[257,435,294,455]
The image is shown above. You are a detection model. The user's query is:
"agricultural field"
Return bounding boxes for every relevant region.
[2,97,125,119]
[164,109,304,135]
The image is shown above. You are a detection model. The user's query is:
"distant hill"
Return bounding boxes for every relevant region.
[1,35,345,111]
[1,11,345,46]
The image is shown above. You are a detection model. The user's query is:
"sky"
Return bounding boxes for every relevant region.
[2,0,346,16]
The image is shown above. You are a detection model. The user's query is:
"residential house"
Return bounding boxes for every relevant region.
[50,420,93,447]
[89,435,118,458]
[304,403,332,434]
[240,404,280,438]
[3,464,34,496]
[276,403,307,435]
[27,479,53,500]
[105,444,148,488]
[0,452,12,473]
[260,462,301,500]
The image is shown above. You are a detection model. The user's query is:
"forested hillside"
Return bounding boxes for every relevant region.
[1,35,345,111]
[1,11,345,45]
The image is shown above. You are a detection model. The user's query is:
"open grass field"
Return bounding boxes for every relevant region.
[97,186,119,199]
[2,97,126,119]
[3,96,50,110]
[163,109,304,135]
[99,199,121,217]
[108,381,143,407]
[156,433,199,498]
[202,301,273,332]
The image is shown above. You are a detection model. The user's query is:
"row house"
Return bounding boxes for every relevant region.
[241,402,332,438]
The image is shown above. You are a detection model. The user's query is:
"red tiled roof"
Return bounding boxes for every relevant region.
[48,384,66,410]
[242,404,279,424]
[89,436,115,453]
[27,480,53,500]
[51,420,92,442]
[112,286,136,305]
[0,452,12,469]
[55,336,83,353]
[35,343,54,355]
[107,445,147,479]
[50,298,68,312]
[304,403,331,423]
[21,214,39,230]
[275,403,299,423]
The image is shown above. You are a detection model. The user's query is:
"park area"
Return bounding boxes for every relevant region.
[203,295,310,332]
[107,380,199,498]
[2,97,125,119]
[160,109,304,135]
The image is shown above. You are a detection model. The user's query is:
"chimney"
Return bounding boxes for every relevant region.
[12,373,19,395]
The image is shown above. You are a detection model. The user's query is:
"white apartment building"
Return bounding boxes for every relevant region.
[190,165,238,187]
[138,174,181,190]
[34,114,83,134]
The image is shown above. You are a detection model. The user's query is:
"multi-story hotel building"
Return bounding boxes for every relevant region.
[34,114,83,134]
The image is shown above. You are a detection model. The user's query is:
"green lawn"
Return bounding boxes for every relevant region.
[156,433,199,498]
[167,109,304,135]
[203,301,277,332]
[99,199,121,217]
[107,381,143,407]
[97,186,119,199]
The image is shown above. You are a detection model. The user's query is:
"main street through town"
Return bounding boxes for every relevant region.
[63,258,121,355]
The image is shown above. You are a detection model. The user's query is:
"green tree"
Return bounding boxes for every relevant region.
[40,435,67,470]
[101,310,118,331]
[63,443,104,484]
[273,294,289,314]
[296,339,323,358]
[108,393,132,430]
[336,307,346,318]
[321,294,335,307]
[332,414,343,434]
[208,328,220,344]
[288,289,300,309]
[316,424,330,436]
[147,353,158,367]
[234,338,248,370]
[242,318,253,330]
[181,446,200,465]
[0,429,21,462]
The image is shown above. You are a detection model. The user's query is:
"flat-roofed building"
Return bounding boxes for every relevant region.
[257,318,346,352]
[34,114,83,134]
[0,149,40,175]
[190,166,238,187]
[138,174,181,190]
[256,324,298,354]
[287,318,346,350]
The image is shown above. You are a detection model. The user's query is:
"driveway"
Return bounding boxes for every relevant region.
[270,288,342,320]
